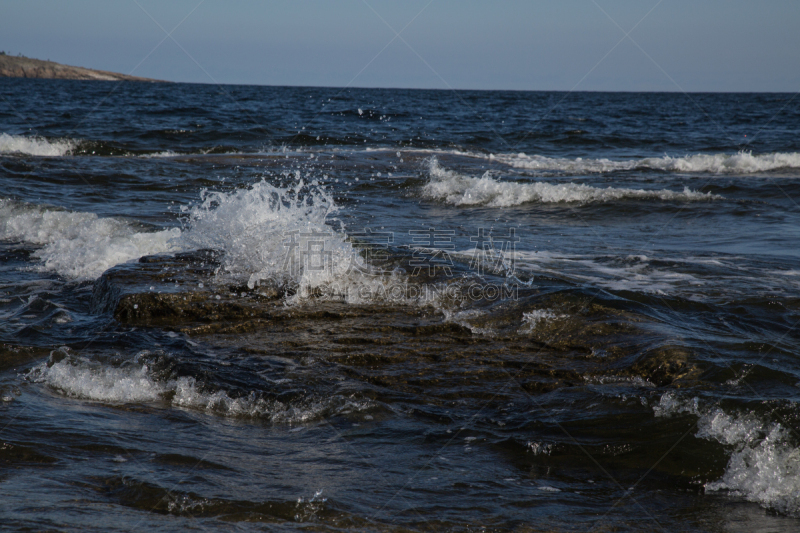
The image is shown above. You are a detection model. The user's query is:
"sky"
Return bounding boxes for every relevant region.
[1,0,798,92]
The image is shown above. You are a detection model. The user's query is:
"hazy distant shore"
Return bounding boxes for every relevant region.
[0,54,163,82]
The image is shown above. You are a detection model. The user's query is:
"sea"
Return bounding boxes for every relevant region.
[1,79,800,532]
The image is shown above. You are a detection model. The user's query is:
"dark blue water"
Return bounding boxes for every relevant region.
[2,79,800,532]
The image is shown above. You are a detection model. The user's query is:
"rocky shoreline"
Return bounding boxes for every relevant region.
[0,54,163,82]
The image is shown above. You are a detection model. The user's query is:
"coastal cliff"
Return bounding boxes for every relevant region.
[0,54,163,82]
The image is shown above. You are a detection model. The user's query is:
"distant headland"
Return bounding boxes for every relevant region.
[0,52,164,82]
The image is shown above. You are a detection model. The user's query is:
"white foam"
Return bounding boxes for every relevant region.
[29,356,164,403]
[513,250,800,303]
[521,309,566,331]
[182,179,346,290]
[0,199,180,281]
[0,133,75,157]
[655,393,800,515]
[1,183,427,305]
[139,150,180,158]
[522,309,560,326]
[441,309,494,336]
[513,251,707,298]
[26,350,371,423]
[181,179,408,304]
[1,182,404,300]
[422,159,716,207]
[491,151,800,175]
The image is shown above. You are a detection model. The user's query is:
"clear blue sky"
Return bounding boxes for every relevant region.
[1,0,798,91]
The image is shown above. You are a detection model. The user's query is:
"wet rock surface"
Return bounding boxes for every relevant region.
[98,252,703,403]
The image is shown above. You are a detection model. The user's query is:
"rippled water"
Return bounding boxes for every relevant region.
[2,79,800,531]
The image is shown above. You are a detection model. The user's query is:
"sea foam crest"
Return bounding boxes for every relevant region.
[655,392,800,515]
[422,159,715,207]
[0,198,179,281]
[25,350,371,423]
[0,133,75,157]
[491,151,800,174]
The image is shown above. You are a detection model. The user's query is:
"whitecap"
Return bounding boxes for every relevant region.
[491,151,800,175]
[2,183,411,305]
[0,198,180,281]
[0,133,75,157]
[655,392,800,516]
[25,350,371,423]
[422,159,716,207]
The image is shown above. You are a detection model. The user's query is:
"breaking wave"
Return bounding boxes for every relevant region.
[0,198,179,281]
[0,133,75,157]
[422,159,717,207]
[490,151,800,174]
[25,349,370,423]
[655,393,800,516]
[2,181,402,303]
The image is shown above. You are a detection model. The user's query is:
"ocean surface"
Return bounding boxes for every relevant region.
[1,79,800,532]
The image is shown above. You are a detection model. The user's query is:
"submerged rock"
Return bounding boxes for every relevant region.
[114,290,282,330]
[626,345,704,387]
